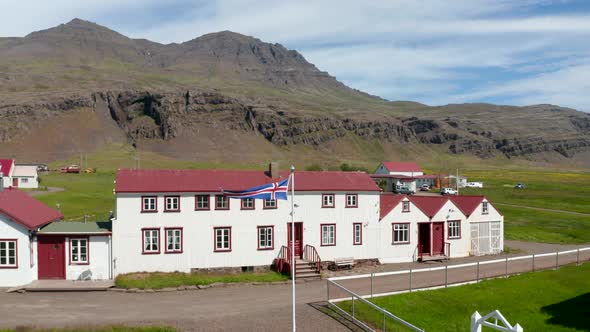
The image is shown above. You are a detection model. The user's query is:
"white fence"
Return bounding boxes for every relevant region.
[326,247,590,331]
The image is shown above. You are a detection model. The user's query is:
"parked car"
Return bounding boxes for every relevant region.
[419,184,430,191]
[465,182,483,188]
[396,187,415,195]
[60,165,81,173]
[36,164,49,172]
[515,183,525,189]
[441,187,458,195]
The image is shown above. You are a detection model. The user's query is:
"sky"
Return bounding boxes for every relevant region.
[1,0,590,111]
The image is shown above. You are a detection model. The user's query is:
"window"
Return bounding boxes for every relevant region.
[263,199,277,209]
[392,223,410,244]
[322,194,335,208]
[215,195,230,210]
[346,194,358,208]
[448,221,461,239]
[142,228,160,254]
[353,223,362,245]
[241,198,255,210]
[0,239,17,268]
[482,202,489,214]
[321,224,336,246]
[165,228,183,253]
[195,195,210,210]
[402,201,410,212]
[164,196,180,212]
[142,196,157,212]
[257,226,274,250]
[70,238,88,264]
[21,178,29,183]
[214,227,231,252]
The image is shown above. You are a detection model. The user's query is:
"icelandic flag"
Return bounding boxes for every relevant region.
[223,177,290,200]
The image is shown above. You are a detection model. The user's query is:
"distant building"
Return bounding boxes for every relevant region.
[373,161,437,192]
[0,159,40,189]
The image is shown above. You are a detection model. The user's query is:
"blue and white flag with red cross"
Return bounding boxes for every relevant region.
[223,177,290,200]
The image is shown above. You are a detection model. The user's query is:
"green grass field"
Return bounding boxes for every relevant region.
[115,271,288,289]
[337,264,590,332]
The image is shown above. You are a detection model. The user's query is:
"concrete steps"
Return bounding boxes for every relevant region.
[294,259,321,280]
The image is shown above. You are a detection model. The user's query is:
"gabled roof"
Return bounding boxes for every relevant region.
[116,169,381,193]
[379,194,405,220]
[12,165,38,177]
[0,159,15,176]
[39,221,112,234]
[0,189,63,230]
[382,162,422,173]
[407,196,450,218]
[449,196,484,217]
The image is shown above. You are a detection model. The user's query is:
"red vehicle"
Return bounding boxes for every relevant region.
[60,165,81,173]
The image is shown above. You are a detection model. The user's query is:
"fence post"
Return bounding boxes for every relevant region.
[445,264,448,288]
[352,296,355,320]
[409,268,412,293]
[577,248,580,266]
[327,280,330,303]
[532,253,535,272]
[505,257,508,278]
[555,251,559,269]
[383,311,386,332]
[476,260,480,282]
[370,273,374,298]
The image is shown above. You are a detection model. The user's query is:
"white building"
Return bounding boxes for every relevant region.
[373,162,438,192]
[113,169,381,275]
[0,188,111,287]
[0,160,40,189]
[0,159,16,188]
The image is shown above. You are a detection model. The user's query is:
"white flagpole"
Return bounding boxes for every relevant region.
[290,164,296,332]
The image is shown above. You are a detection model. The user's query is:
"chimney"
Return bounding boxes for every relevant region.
[269,162,279,179]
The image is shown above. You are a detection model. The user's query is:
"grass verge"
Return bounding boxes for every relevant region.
[115,271,289,289]
[336,263,590,331]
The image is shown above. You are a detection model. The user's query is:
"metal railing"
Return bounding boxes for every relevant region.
[276,245,292,275]
[303,244,321,272]
[327,279,424,332]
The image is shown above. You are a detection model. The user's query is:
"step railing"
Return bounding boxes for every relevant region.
[416,244,424,261]
[276,245,292,275]
[303,244,321,272]
[445,242,451,257]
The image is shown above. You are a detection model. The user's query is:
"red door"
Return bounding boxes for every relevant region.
[38,236,66,279]
[12,178,18,188]
[287,222,303,258]
[418,223,431,256]
[432,222,445,256]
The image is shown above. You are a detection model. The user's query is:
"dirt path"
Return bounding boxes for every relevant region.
[1,241,588,331]
[27,186,65,196]
[495,203,590,216]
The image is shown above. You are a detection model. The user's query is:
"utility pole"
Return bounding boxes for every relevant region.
[456,168,460,195]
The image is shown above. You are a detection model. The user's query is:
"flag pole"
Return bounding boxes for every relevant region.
[290,164,296,332]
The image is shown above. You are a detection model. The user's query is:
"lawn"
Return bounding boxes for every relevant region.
[115,271,289,289]
[0,327,175,332]
[336,263,590,332]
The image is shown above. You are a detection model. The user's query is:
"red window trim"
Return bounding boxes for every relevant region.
[353,223,363,245]
[241,198,255,210]
[194,195,211,211]
[141,196,158,213]
[392,223,411,245]
[257,225,275,250]
[164,195,181,212]
[345,193,358,208]
[215,195,230,210]
[164,227,184,254]
[447,220,462,239]
[321,194,335,208]
[402,200,410,213]
[0,238,18,269]
[263,199,278,210]
[320,223,336,246]
[213,226,232,252]
[69,236,90,265]
[141,228,160,255]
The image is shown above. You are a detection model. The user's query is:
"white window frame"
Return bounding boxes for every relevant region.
[448,221,461,239]
[321,224,336,246]
[70,238,88,264]
[142,229,160,254]
[165,228,182,253]
[353,223,362,245]
[215,195,229,210]
[482,202,489,214]
[322,194,335,208]
[392,223,410,244]
[0,239,17,267]
[263,199,277,209]
[142,196,157,212]
[258,226,274,250]
[346,194,358,208]
[21,178,29,183]
[402,201,410,212]
[215,227,231,252]
[195,195,210,210]
[165,196,180,211]
[241,198,255,209]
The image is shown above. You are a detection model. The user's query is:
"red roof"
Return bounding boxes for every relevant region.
[0,159,14,176]
[116,169,380,193]
[449,196,484,217]
[382,162,422,173]
[408,196,450,218]
[0,189,63,230]
[379,194,405,219]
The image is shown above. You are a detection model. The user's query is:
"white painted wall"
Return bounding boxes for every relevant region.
[13,176,38,189]
[65,235,111,280]
[466,200,504,255]
[430,200,470,258]
[113,191,380,275]
[0,215,36,287]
